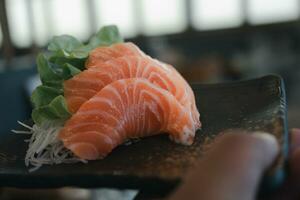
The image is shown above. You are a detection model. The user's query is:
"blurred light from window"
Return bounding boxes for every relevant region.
[6,0,31,47]
[192,0,243,30]
[50,0,90,41]
[248,0,299,24]
[141,0,187,36]
[0,26,2,46]
[94,0,137,38]
[31,0,49,46]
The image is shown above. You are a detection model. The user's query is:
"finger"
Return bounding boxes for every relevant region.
[290,149,300,179]
[289,129,300,178]
[169,132,279,200]
[290,128,300,154]
[263,128,300,200]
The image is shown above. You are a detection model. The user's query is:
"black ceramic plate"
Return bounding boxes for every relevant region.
[0,75,288,194]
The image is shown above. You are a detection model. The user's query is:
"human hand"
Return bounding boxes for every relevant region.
[169,129,300,200]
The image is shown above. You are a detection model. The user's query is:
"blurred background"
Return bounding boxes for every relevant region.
[0,0,300,199]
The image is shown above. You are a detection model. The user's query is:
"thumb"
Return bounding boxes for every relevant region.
[169,132,279,200]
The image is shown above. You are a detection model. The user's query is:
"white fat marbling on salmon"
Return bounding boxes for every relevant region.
[60,78,200,160]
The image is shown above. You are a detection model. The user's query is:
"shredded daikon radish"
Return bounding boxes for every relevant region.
[12,121,87,172]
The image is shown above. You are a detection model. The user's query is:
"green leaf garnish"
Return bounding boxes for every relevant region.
[48,56,86,71]
[49,95,71,118]
[48,25,123,61]
[31,25,123,125]
[36,53,63,89]
[88,25,123,48]
[32,96,71,125]
[48,35,82,54]
[61,63,81,80]
[31,86,63,108]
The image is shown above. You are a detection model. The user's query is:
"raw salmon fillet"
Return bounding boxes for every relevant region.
[64,56,200,126]
[59,78,198,160]
[85,42,145,69]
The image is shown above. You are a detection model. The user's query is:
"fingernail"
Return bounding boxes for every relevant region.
[252,131,279,150]
[291,129,300,152]
[292,128,300,134]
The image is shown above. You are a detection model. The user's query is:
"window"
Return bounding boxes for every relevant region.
[248,0,299,24]
[0,26,2,46]
[94,0,137,38]
[31,0,49,46]
[50,0,90,41]
[140,0,187,36]
[6,0,31,47]
[191,0,243,30]
[3,0,300,50]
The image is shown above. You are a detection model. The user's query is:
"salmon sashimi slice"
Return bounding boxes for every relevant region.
[59,78,198,160]
[85,42,200,125]
[64,56,200,128]
[64,56,200,126]
[85,42,145,69]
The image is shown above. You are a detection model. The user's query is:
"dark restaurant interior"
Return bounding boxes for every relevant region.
[0,0,300,199]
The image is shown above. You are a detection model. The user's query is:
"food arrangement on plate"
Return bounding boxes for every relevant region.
[13,25,201,171]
